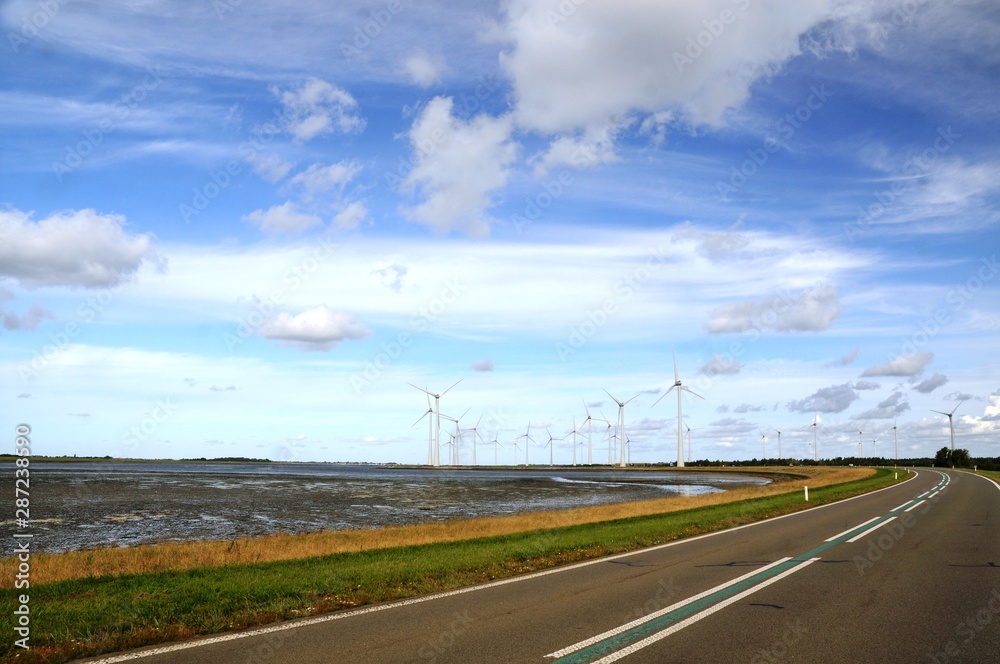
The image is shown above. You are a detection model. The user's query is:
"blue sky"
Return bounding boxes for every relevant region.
[2,0,998,465]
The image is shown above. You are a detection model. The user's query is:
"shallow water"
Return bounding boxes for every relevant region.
[0,462,770,553]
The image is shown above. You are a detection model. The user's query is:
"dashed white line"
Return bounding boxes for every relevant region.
[825,516,881,542]
[847,516,897,543]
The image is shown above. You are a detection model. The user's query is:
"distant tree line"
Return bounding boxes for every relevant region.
[669,448,998,470]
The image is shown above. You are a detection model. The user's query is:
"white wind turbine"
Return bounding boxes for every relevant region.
[517,424,535,466]
[891,417,899,468]
[684,424,692,464]
[856,426,864,459]
[410,392,435,465]
[802,413,820,462]
[408,380,462,467]
[491,430,502,466]
[872,433,880,459]
[931,400,965,458]
[604,390,638,467]
[770,427,783,461]
[466,415,486,467]
[651,351,704,468]
[540,428,560,466]
[759,430,767,461]
[581,399,596,465]
[600,413,614,465]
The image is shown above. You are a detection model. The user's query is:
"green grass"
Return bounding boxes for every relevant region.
[962,468,1000,483]
[1,468,907,663]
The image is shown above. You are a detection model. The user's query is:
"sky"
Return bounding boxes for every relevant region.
[1,0,998,465]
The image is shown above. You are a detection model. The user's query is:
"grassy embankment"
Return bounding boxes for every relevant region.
[0,466,910,663]
[962,468,1000,483]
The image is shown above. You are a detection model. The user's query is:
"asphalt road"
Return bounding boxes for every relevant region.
[85,469,1000,664]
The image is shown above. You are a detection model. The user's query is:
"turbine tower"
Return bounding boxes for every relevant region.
[408,379,462,467]
[931,400,964,457]
[770,427,783,461]
[857,427,864,459]
[582,399,596,465]
[604,390,638,467]
[891,417,898,468]
[411,392,435,465]
[651,350,704,468]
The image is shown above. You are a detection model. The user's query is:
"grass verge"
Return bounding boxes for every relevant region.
[1,467,907,663]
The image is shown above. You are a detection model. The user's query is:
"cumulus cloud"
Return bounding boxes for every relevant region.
[733,403,766,413]
[275,78,365,142]
[861,352,933,377]
[706,283,841,334]
[403,50,446,87]
[332,201,369,230]
[913,372,948,393]
[243,202,323,234]
[471,358,494,372]
[839,345,860,366]
[258,305,371,351]
[699,355,743,376]
[401,96,517,236]
[500,0,849,135]
[531,117,631,176]
[0,207,158,288]
[852,391,910,420]
[286,161,361,201]
[787,382,860,413]
[854,380,880,390]
[249,153,295,184]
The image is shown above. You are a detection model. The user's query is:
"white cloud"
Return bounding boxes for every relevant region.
[500,0,850,134]
[258,305,371,351]
[371,263,408,292]
[401,96,517,236]
[471,358,494,372]
[839,345,861,366]
[532,118,631,176]
[672,221,751,261]
[0,207,158,288]
[275,78,365,142]
[913,372,948,394]
[861,352,933,377]
[332,201,369,230]
[854,380,880,391]
[733,403,765,413]
[787,382,860,413]
[249,153,295,184]
[243,202,323,234]
[706,283,842,334]
[403,50,446,87]
[287,161,362,201]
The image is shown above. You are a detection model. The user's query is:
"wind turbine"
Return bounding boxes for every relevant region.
[872,433,880,460]
[410,392,435,465]
[466,415,486,467]
[600,413,614,465]
[651,350,704,468]
[408,380,462,467]
[570,417,579,466]
[491,430,502,466]
[931,400,965,458]
[759,430,767,461]
[604,390,638,467]
[857,427,864,459]
[802,414,820,462]
[891,417,898,468]
[770,427,783,461]
[684,424,692,464]
[540,428,560,466]
[511,436,522,466]
[582,399,596,465]
[517,424,535,466]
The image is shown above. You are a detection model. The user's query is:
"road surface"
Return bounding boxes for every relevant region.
[84,469,1000,663]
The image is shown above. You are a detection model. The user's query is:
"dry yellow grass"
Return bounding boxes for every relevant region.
[9,466,870,585]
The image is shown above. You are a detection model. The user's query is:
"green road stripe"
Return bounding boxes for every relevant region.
[553,470,948,663]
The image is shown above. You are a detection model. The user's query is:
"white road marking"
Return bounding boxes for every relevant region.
[824,516,881,542]
[890,500,911,512]
[904,500,926,512]
[927,491,939,499]
[847,516,897,543]
[586,558,822,663]
[545,558,793,658]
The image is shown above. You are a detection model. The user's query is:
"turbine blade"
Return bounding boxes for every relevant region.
[672,348,679,383]
[582,397,591,417]
[681,386,705,400]
[950,400,964,416]
[411,411,431,427]
[441,379,463,396]
[408,383,433,396]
